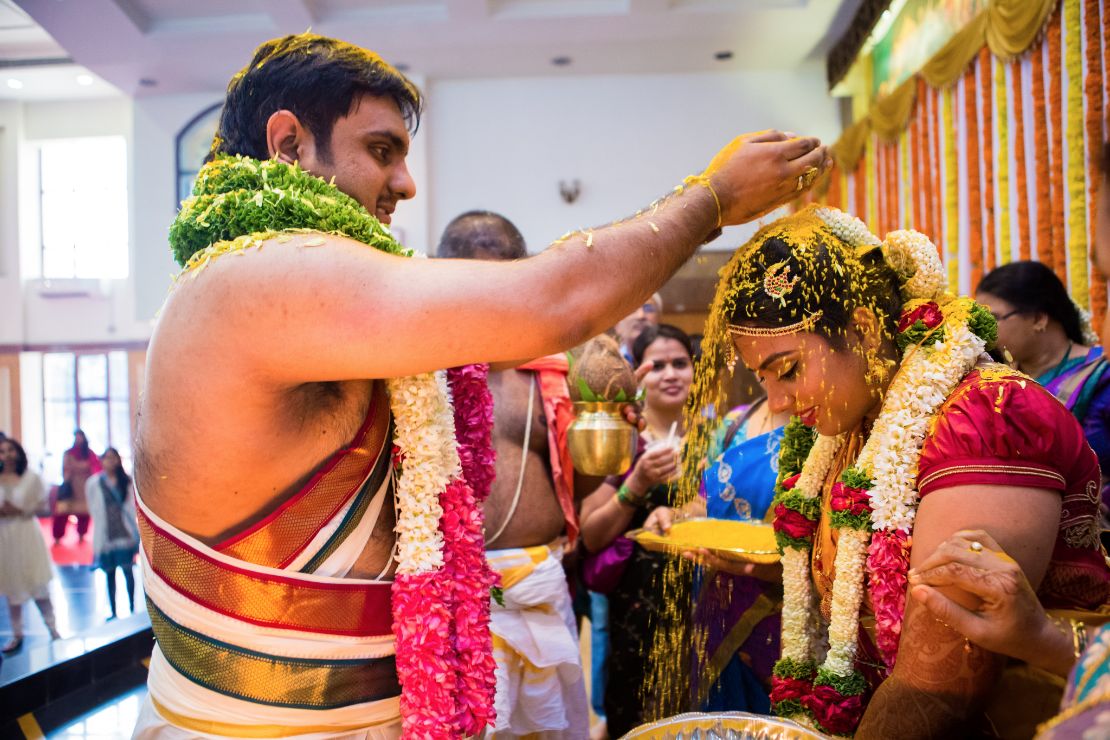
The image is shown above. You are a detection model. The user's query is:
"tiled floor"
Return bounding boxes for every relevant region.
[1,563,144,669]
[2,549,147,739]
[45,681,147,739]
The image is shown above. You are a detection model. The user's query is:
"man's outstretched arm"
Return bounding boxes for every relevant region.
[160,131,827,383]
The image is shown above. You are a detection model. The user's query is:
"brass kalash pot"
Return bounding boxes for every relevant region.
[567,401,638,476]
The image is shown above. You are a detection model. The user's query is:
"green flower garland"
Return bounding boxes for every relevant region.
[169,154,409,267]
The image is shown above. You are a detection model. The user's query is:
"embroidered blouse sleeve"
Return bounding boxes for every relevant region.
[917,372,1086,496]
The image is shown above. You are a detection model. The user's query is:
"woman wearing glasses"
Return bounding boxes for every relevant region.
[977,261,1110,519]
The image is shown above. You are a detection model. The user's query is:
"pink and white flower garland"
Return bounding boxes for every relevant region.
[770,211,996,736]
[388,365,498,738]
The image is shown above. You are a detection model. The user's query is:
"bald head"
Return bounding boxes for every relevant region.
[615,292,663,348]
[435,210,527,262]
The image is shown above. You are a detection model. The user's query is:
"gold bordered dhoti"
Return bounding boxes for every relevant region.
[134,384,401,738]
[485,545,589,738]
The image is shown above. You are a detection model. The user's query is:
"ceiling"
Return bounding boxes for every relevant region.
[0,0,118,99]
[3,0,860,100]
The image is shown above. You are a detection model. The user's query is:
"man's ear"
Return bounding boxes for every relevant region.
[850,306,882,350]
[265,109,309,164]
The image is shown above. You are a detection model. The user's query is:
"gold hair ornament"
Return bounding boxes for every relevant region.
[763,260,799,304]
[724,311,824,372]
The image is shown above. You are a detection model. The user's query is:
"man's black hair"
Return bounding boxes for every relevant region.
[209,33,422,163]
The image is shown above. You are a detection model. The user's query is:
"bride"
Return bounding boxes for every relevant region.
[673,205,1110,738]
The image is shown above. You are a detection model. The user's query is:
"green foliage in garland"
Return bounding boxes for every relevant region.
[841,466,873,490]
[773,490,821,551]
[774,657,816,680]
[168,155,410,266]
[772,658,816,719]
[967,302,999,349]
[814,667,869,697]
[774,417,818,496]
[896,319,946,353]
[776,490,820,520]
[828,509,873,531]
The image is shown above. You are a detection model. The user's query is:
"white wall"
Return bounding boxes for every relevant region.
[0,101,23,344]
[131,92,222,321]
[426,65,841,254]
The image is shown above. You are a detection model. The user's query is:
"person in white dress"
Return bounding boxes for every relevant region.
[0,437,61,652]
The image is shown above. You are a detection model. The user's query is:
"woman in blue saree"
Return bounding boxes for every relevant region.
[646,397,790,713]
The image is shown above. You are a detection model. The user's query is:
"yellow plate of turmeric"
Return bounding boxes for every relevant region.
[628,518,780,565]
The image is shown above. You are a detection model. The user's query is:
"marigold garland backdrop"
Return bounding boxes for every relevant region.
[813,0,1107,329]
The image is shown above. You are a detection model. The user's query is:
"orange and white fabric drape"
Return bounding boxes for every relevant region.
[824,0,1108,329]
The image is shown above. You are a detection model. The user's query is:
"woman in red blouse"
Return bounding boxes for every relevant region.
[689,206,1110,739]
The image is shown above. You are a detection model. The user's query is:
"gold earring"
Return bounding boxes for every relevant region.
[864,346,889,385]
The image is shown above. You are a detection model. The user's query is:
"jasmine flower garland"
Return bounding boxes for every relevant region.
[169,155,498,738]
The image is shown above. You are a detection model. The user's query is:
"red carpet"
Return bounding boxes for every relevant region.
[38,516,94,566]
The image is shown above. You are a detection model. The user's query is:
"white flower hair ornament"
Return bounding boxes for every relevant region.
[812,207,946,302]
[879,229,946,302]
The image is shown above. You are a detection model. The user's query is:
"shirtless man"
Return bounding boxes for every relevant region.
[615,293,663,365]
[437,211,592,737]
[132,32,828,738]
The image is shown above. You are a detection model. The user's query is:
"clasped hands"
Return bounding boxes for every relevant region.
[908,529,1075,674]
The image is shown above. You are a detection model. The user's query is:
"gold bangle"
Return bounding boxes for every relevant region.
[1072,619,1088,660]
[682,174,722,229]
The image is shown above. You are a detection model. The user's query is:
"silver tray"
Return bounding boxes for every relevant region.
[622,712,826,740]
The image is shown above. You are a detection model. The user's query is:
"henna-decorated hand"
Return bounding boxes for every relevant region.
[908,529,1072,675]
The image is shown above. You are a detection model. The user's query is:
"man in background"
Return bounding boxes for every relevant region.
[615,294,663,366]
[438,211,591,737]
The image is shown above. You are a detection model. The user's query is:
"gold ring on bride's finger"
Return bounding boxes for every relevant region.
[795,174,804,191]
[969,541,984,553]
[801,166,820,189]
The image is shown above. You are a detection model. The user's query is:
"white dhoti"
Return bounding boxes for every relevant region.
[486,546,589,739]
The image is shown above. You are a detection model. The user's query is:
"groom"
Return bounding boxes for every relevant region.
[132,32,828,738]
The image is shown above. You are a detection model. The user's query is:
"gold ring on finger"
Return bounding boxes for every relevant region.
[795,174,804,192]
[801,166,820,189]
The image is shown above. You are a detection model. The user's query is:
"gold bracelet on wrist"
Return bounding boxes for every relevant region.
[681,174,722,229]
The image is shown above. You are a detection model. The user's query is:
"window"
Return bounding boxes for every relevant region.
[39,136,128,279]
[41,351,131,484]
